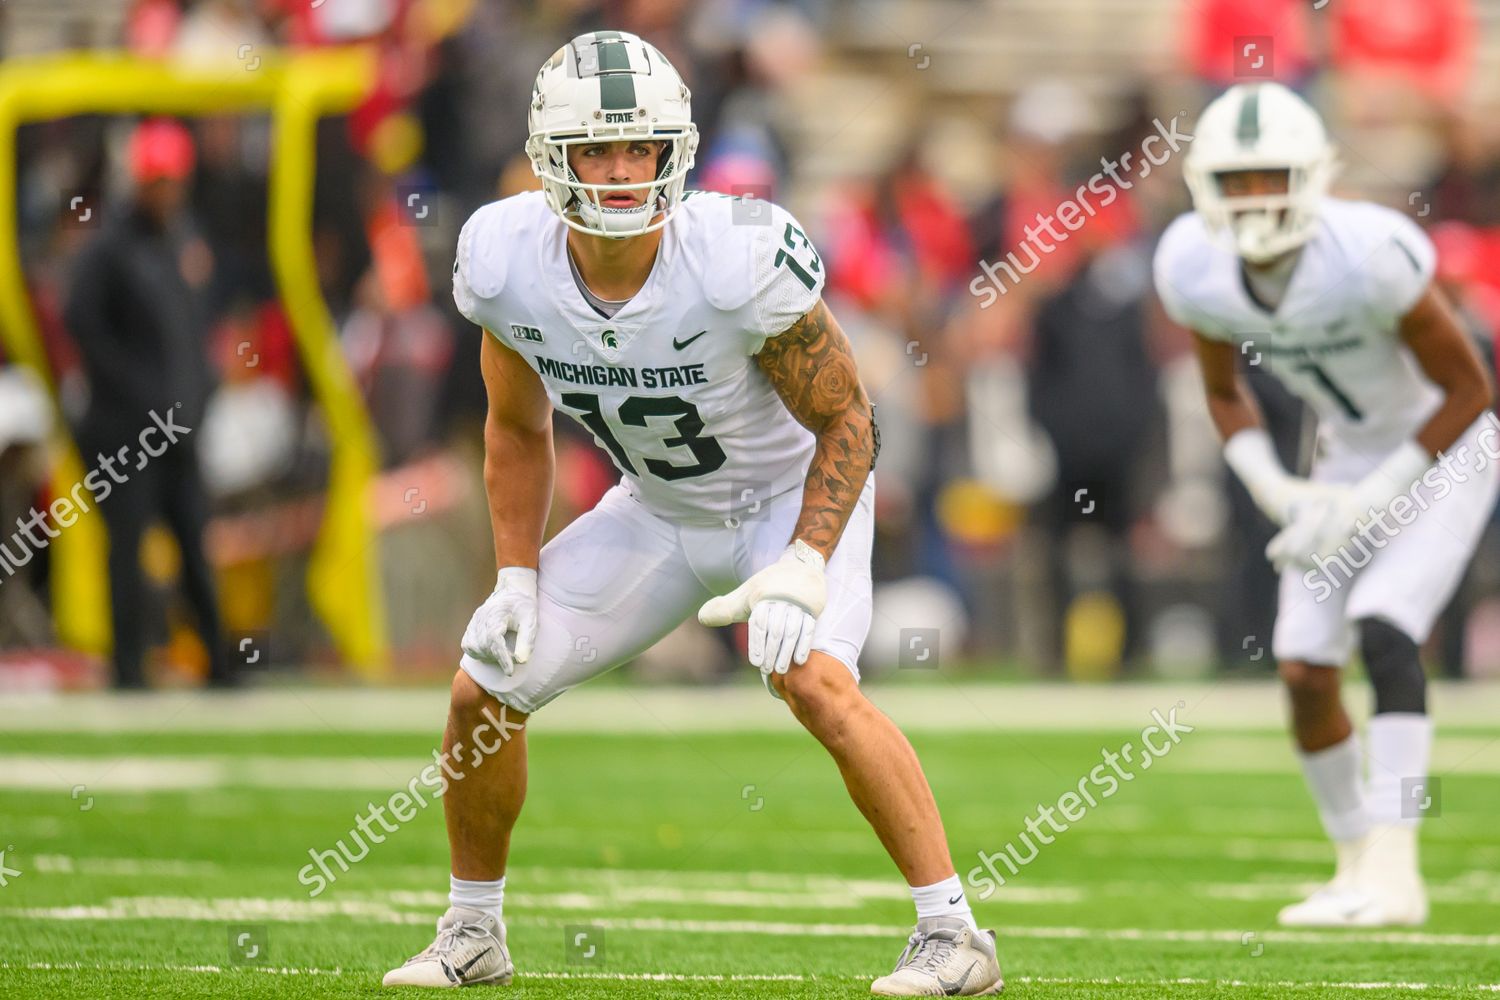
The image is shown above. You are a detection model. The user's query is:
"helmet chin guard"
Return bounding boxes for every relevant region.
[1183,82,1338,263]
[526,31,699,240]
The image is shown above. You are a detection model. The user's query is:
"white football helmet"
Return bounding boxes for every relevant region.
[525,31,699,239]
[1183,82,1338,263]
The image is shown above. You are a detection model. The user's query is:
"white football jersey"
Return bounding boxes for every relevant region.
[1153,198,1440,448]
[453,189,823,523]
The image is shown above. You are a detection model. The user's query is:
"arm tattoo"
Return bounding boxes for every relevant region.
[755,300,875,557]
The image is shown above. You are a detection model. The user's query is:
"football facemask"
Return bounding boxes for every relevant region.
[1183,82,1338,264]
[526,31,699,240]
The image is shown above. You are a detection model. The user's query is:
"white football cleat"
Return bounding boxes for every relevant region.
[1278,835,1371,927]
[1345,824,1428,927]
[1278,826,1429,927]
[383,906,513,988]
[1277,883,1377,926]
[871,916,1003,996]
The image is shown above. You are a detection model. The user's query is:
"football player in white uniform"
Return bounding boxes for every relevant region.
[1154,82,1497,927]
[384,32,1003,995]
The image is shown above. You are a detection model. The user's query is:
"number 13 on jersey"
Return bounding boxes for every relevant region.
[560,391,727,482]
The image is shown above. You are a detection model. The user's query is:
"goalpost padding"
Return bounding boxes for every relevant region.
[0,49,389,676]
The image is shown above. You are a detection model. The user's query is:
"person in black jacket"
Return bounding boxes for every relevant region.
[63,119,232,689]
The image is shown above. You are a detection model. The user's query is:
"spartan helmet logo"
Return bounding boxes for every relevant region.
[601,329,619,349]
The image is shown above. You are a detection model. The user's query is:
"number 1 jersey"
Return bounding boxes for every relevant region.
[453,189,822,523]
[1152,197,1441,452]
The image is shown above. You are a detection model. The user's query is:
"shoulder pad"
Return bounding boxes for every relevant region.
[1153,212,1214,281]
[1152,212,1230,335]
[457,192,550,301]
[673,191,757,311]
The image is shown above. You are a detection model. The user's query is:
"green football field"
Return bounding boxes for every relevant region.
[1,682,1498,998]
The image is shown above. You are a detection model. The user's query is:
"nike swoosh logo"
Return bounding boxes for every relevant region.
[948,894,964,905]
[673,329,709,350]
[453,947,493,979]
[937,961,976,995]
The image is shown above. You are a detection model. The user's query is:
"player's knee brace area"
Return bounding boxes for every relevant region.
[1358,617,1426,715]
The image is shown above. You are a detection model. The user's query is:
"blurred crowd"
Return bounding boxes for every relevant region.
[3,0,1500,685]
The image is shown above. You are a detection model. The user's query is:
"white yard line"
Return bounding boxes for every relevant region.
[12,897,1498,948]
[19,854,1500,906]
[1078,836,1500,866]
[1013,977,1500,993]
[536,915,1500,948]
[4,897,433,925]
[30,854,222,878]
[3,962,1498,991]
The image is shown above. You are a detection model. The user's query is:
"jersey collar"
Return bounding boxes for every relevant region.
[542,215,676,361]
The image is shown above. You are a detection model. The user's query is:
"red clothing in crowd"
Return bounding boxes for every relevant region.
[1184,0,1314,85]
[1331,0,1474,105]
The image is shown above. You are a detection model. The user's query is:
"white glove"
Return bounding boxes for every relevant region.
[1265,441,1433,572]
[1265,490,1345,571]
[461,567,539,675]
[1223,427,1318,526]
[698,539,827,677]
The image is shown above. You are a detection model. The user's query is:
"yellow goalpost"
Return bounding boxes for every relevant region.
[0,49,390,676]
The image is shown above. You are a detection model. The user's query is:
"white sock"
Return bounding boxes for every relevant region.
[1298,734,1370,843]
[910,874,979,932]
[1366,713,1433,827]
[449,874,504,922]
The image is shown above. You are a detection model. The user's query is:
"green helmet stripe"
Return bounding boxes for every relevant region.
[591,30,623,41]
[599,73,636,111]
[595,40,631,73]
[1236,88,1261,146]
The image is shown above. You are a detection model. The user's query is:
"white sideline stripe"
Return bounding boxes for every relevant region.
[0,755,422,792]
[6,681,1500,733]
[5,962,1499,992]
[10,747,1500,796]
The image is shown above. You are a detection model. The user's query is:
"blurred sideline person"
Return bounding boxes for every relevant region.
[1155,83,1497,926]
[384,33,1003,996]
[1027,203,1156,673]
[63,119,232,689]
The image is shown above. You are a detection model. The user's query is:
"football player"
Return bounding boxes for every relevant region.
[1154,82,1497,926]
[383,31,1003,995]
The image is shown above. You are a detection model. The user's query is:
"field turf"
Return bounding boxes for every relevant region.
[1,683,1498,998]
